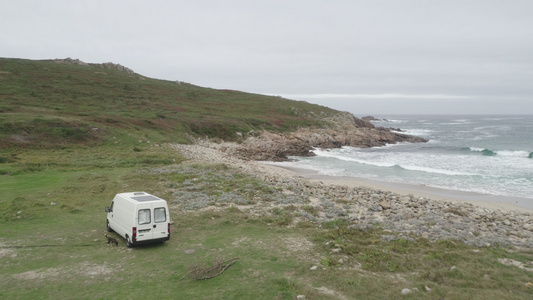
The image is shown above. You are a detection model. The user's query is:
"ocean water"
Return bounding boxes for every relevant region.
[270,115,533,207]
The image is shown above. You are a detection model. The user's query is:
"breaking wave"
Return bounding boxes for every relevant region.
[394,164,479,176]
[469,147,497,156]
[469,147,531,158]
[313,149,478,176]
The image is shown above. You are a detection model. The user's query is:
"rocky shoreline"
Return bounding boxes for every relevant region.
[232,112,427,161]
[169,141,533,249]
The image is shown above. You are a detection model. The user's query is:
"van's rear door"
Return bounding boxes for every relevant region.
[136,203,154,241]
[130,194,169,242]
[152,204,169,240]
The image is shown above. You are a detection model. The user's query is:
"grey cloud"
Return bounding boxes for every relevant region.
[1,0,533,114]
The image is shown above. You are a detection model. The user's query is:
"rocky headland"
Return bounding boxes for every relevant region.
[233,112,426,161]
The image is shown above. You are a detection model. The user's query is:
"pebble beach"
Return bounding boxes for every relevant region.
[170,141,533,248]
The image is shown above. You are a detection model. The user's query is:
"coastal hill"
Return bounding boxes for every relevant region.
[2,58,533,299]
[0,57,425,159]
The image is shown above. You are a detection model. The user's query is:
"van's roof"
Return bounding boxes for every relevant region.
[118,192,165,202]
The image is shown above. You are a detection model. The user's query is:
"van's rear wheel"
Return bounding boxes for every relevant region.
[126,235,133,248]
[106,220,113,233]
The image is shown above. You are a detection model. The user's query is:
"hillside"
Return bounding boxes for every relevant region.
[0,57,339,148]
[0,57,424,158]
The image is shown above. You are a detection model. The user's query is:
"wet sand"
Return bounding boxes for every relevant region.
[262,164,533,213]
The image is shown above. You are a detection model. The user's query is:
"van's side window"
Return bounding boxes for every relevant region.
[154,207,166,223]
[138,209,151,225]
[109,201,114,212]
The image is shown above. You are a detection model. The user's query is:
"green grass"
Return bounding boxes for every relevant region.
[3,213,273,299]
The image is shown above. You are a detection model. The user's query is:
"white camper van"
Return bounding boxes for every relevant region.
[105,192,170,247]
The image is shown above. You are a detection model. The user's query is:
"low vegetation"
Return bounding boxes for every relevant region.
[0,57,336,149]
[1,58,532,299]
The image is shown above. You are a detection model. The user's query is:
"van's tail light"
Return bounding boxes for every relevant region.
[133,227,137,242]
[168,223,171,236]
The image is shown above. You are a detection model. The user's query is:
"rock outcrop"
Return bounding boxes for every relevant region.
[54,58,135,74]
[54,57,89,66]
[235,112,427,161]
[361,115,389,122]
[100,62,135,74]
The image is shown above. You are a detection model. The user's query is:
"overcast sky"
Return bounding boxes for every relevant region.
[2,0,533,115]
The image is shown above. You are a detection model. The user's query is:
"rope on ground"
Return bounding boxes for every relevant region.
[0,243,98,248]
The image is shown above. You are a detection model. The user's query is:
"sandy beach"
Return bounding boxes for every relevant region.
[262,163,533,213]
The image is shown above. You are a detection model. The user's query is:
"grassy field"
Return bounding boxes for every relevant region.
[1,58,533,299]
[1,144,532,299]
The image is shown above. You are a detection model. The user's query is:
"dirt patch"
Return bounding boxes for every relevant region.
[282,236,314,253]
[232,237,251,247]
[312,285,348,300]
[12,262,117,282]
[316,286,336,295]
[0,248,17,259]
[13,268,61,280]
[281,236,318,261]
[0,242,17,259]
[78,262,115,277]
[10,134,32,144]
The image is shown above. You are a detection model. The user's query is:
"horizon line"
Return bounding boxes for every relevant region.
[272,93,476,100]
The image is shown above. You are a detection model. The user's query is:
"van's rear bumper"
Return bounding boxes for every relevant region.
[133,236,170,246]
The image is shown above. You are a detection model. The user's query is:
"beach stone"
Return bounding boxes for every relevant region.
[379,201,390,210]
[401,288,412,295]
[399,196,410,204]
[369,204,382,212]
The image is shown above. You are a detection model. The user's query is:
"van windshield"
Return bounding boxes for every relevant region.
[155,207,166,223]
[138,209,151,225]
